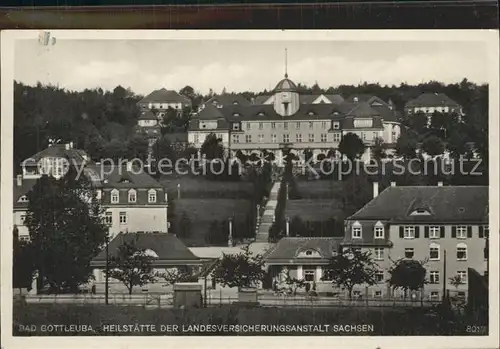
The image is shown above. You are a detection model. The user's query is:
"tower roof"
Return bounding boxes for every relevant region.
[273,76,298,93]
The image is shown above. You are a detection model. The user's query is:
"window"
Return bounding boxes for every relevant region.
[374,290,382,298]
[429,271,440,284]
[333,133,341,142]
[321,134,327,143]
[305,250,313,256]
[18,195,28,203]
[232,134,240,144]
[321,121,327,129]
[457,243,467,261]
[283,134,290,143]
[271,134,277,143]
[374,248,384,260]
[362,132,367,141]
[404,248,414,259]
[246,122,251,130]
[20,214,26,225]
[333,122,340,130]
[456,226,467,239]
[308,134,315,143]
[304,269,315,282]
[374,223,384,239]
[216,133,223,140]
[309,121,314,129]
[271,122,276,129]
[296,122,300,130]
[457,270,467,284]
[119,212,127,224]
[233,123,240,131]
[375,271,384,283]
[258,134,264,143]
[128,190,137,203]
[484,225,489,238]
[111,189,119,204]
[352,222,362,238]
[193,134,199,144]
[296,134,302,143]
[104,212,113,225]
[372,132,378,140]
[404,226,415,239]
[148,190,157,203]
[429,243,440,260]
[429,226,440,239]
[245,135,252,143]
[19,236,30,242]
[353,290,362,298]
[430,291,440,301]
[259,122,263,130]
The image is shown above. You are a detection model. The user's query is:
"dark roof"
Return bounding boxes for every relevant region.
[405,93,461,108]
[346,94,375,103]
[138,110,157,120]
[197,104,226,120]
[300,95,317,104]
[23,144,89,166]
[274,76,298,92]
[323,94,345,104]
[348,186,488,223]
[13,177,38,208]
[86,164,163,189]
[138,88,191,105]
[346,101,380,118]
[254,95,272,104]
[205,94,251,107]
[371,104,398,122]
[92,232,199,264]
[265,237,343,264]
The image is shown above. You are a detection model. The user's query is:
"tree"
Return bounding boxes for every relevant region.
[338,133,366,161]
[152,136,177,165]
[430,111,447,130]
[177,211,192,239]
[289,216,305,237]
[200,133,224,160]
[449,275,464,289]
[179,85,195,100]
[284,275,307,295]
[421,135,445,157]
[395,132,418,160]
[206,220,228,245]
[160,107,179,134]
[341,173,373,216]
[25,167,107,293]
[371,137,386,162]
[411,111,429,133]
[127,134,150,162]
[107,237,158,295]
[321,247,378,299]
[161,266,197,287]
[211,245,265,289]
[387,259,427,299]
[13,226,35,290]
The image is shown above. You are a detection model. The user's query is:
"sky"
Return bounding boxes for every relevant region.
[14,39,489,96]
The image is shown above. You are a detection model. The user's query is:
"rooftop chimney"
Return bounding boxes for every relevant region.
[437,181,443,187]
[373,182,379,198]
[390,181,396,187]
[16,174,22,187]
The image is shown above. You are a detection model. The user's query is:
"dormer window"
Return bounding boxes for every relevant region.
[410,208,431,216]
[352,221,362,239]
[233,101,239,105]
[258,112,265,117]
[232,123,240,131]
[374,221,384,239]
[333,122,340,129]
[148,189,157,203]
[305,250,313,256]
[18,195,28,203]
[308,111,315,116]
[111,189,119,204]
[233,112,241,117]
[128,189,137,203]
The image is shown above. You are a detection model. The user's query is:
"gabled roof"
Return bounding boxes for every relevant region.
[366,96,389,107]
[23,144,90,166]
[197,104,226,120]
[405,93,461,108]
[138,88,191,105]
[253,95,272,105]
[323,94,345,104]
[265,237,343,264]
[348,186,488,223]
[205,94,251,107]
[92,232,200,264]
[13,177,38,208]
[346,102,380,118]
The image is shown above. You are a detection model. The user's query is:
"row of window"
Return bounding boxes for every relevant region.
[351,224,489,240]
[110,189,157,204]
[243,121,339,131]
[428,270,467,284]
[231,133,340,144]
[404,243,476,261]
[104,211,128,225]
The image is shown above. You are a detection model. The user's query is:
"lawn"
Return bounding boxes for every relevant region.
[13,303,477,336]
[294,180,346,199]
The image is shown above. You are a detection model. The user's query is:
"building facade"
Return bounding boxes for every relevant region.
[344,182,488,300]
[13,144,169,241]
[188,74,401,163]
[405,93,463,125]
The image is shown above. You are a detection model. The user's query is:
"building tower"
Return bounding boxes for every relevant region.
[272,49,300,117]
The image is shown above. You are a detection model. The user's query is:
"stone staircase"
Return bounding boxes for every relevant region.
[254,181,281,243]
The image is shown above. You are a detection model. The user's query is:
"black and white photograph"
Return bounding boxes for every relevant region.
[1,30,498,348]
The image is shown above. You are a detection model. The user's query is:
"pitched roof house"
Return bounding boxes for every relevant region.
[137,88,192,109]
